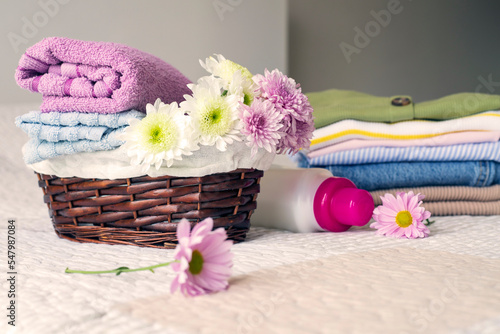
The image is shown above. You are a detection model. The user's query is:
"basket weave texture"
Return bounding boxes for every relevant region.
[36,169,263,248]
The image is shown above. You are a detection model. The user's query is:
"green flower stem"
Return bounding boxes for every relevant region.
[425,219,436,226]
[65,260,179,276]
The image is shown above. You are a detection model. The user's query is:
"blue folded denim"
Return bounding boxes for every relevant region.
[305,161,500,191]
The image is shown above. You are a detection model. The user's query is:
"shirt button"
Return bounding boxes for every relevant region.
[391,97,411,106]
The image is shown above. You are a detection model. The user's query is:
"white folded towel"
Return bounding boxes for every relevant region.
[28,140,276,179]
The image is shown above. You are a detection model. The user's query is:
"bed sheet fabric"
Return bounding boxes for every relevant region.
[1,104,500,334]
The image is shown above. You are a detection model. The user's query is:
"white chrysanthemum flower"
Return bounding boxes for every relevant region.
[121,99,199,173]
[200,54,254,98]
[200,54,253,81]
[228,70,259,107]
[181,76,242,151]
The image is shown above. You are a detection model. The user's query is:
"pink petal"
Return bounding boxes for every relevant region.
[381,194,400,212]
[394,191,405,199]
[407,193,419,211]
[380,193,396,206]
[170,276,180,294]
[190,218,214,245]
[176,271,188,285]
[181,281,205,297]
[171,261,181,272]
[376,205,399,217]
[375,215,399,224]
[193,273,228,292]
[378,224,400,236]
[176,219,192,240]
[400,193,409,210]
[404,226,414,238]
[199,236,232,260]
[202,262,232,276]
[204,246,234,263]
[393,227,406,238]
[411,211,422,222]
[173,245,192,264]
[195,228,228,254]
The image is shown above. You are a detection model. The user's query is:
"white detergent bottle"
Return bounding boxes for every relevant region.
[251,168,374,232]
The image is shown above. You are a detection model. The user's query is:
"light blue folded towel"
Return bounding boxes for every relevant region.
[16,122,110,142]
[16,110,145,164]
[16,110,144,128]
[23,128,125,164]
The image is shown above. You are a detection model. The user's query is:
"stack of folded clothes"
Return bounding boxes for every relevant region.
[297,89,500,216]
[15,37,191,165]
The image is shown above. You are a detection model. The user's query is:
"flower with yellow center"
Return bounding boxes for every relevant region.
[200,54,253,83]
[228,69,258,107]
[200,54,256,107]
[370,191,431,238]
[395,210,413,228]
[181,76,242,151]
[121,99,199,173]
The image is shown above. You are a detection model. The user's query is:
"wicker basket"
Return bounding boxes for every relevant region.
[36,169,263,248]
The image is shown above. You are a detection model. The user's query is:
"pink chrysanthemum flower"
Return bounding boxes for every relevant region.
[370,191,431,239]
[170,218,233,297]
[277,113,315,155]
[240,99,284,157]
[253,69,314,154]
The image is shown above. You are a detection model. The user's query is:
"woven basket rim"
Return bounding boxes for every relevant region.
[36,169,263,248]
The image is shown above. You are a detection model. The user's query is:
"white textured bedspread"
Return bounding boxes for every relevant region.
[1,104,500,334]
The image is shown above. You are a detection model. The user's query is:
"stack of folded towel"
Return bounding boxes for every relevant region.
[15,37,191,165]
[297,89,500,216]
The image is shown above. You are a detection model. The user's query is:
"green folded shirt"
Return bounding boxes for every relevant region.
[307,88,500,129]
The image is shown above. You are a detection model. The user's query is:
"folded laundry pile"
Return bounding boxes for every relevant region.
[297,88,500,216]
[15,37,191,165]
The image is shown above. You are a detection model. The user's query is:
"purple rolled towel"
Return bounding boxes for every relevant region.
[15,37,192,113]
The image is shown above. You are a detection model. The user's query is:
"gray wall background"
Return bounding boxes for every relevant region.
[2,1,500,104]
[0,0,287,104]
[289,0,500,102]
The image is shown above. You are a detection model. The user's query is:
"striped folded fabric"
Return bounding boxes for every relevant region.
[308,110,500,152]
[303,90,500,216]
[307,131,500,158]
[301,141,500,166]
[370,184,500,203]
[371,185,500,216]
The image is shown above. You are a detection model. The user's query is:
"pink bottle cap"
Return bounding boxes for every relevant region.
[313,177,374,232]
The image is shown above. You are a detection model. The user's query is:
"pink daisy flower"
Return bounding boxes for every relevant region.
[170,218,233,297]
[240,99,284,157]
[253,69,314,154]
[370,191,431,239]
